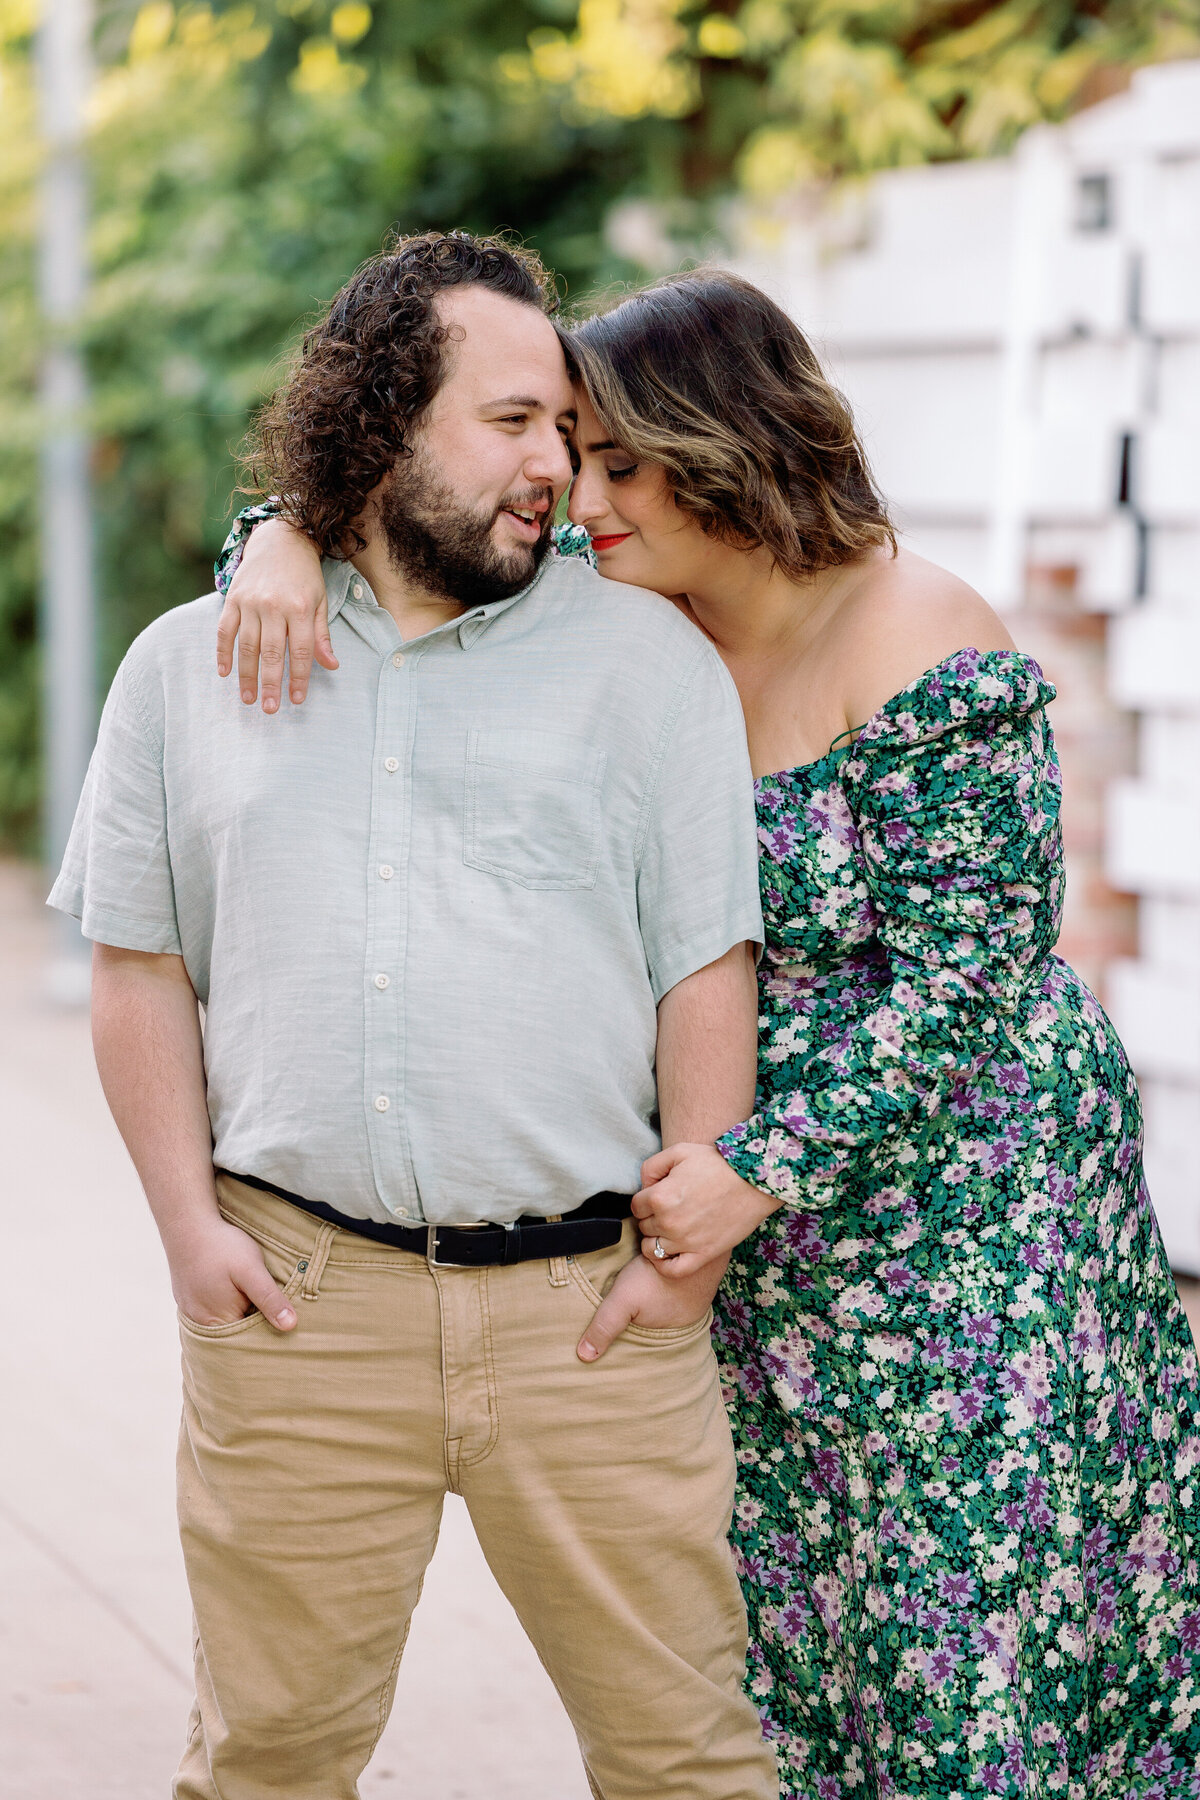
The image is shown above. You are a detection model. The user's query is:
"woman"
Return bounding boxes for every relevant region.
[214,271,1200,1798]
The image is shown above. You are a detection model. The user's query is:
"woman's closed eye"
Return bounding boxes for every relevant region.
[608,464,639,482]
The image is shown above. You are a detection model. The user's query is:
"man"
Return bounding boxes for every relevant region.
[50,231,777,1800]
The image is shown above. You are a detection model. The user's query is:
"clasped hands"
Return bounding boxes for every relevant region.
[632,1141,777,1276]
[573,1145,776,1362]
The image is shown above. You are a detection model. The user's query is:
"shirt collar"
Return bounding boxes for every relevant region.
[322,551,553,649]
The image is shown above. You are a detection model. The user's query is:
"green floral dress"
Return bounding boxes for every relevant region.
[713,649,1200,1799]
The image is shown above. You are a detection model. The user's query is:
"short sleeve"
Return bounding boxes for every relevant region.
[47,652,182,954]
[636,642,763,1001]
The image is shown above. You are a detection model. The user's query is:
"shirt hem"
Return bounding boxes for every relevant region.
[649,913,765,1005]
[48,886,183,956]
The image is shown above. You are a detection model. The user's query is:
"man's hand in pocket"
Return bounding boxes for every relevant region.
[576,1252,727,1362]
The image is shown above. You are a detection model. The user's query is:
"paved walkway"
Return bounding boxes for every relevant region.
[0,861,589,1800]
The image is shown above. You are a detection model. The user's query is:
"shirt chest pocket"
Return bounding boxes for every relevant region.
[464,727,608,891]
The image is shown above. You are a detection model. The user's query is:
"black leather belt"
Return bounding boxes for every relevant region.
[218,1170,633,1268]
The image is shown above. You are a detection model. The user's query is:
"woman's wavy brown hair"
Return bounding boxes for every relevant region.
[241,229,558,559]
[566,272,894,577]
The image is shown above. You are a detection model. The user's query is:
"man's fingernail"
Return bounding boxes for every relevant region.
[278,1308,295,1328]
[578,1342,597,1361]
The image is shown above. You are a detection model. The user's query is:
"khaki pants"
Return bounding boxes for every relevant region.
[173,1177,777,1800]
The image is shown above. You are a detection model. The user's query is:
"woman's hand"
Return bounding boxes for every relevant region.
[632,1142,777,1278]
[216,516,338,712]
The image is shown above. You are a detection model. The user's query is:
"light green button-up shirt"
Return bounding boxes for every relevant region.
[51,552,763,1225]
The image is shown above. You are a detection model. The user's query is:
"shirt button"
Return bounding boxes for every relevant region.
[374,1094,390,1112]
[397,1208,410,1219]
[352,581,364,599]
[384,757,399,773]
[378,864,394,880]
[373,973,389,989]
[392,652,405,668]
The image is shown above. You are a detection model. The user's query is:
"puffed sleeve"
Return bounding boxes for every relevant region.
[213,499,284,595]
[717,651,1061,1206]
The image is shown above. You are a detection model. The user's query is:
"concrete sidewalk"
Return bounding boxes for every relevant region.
[0,861,590,1800]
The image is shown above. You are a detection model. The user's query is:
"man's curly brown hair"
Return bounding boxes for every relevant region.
[241,229,559,560]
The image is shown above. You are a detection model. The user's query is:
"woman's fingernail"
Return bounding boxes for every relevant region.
[242,689,254,704]
[264,697,277,714]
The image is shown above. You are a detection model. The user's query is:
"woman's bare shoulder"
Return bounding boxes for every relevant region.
[835,548,1015,729]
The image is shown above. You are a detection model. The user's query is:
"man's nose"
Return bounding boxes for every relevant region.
[525,425,574,495]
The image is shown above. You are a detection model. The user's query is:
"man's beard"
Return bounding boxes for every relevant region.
[377,447,554,607]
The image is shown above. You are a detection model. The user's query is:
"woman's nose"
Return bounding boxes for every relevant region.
[567,471,604,526]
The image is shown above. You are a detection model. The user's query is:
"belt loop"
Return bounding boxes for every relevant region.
[501,1221,522,1267]
[301,1222,337,1300]
[544,1214,569,1287]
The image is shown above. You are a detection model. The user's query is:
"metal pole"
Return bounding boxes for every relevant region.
[37,0,96,1004]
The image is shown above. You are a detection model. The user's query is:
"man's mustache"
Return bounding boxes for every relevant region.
[494,487,555,528]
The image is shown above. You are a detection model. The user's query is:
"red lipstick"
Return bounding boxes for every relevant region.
[590,533,632,553]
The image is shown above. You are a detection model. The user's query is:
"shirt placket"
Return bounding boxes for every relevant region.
[363,633,423,1218]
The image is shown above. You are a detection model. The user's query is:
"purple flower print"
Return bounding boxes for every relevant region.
[936,1569,978,1608]
[964,1312,999,1347]
[924,1645,959,1685]
[950,1389,986,1427]
[779,1600,809,1641]
[994,1062,1030,1095]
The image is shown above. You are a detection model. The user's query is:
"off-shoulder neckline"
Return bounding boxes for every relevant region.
[753,647,1051,789]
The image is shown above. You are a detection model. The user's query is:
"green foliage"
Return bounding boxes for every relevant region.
[0,0,639,851]
[519,0,1200,194]
[1,0,1196,849]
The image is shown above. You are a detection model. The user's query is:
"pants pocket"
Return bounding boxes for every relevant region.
[567,1235,714,1345]
[177,1211,309,1338]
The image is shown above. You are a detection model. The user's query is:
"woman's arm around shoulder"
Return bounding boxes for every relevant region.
[215,512,336,713]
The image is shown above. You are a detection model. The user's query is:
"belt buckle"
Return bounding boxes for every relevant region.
[425,1225,475,1270]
